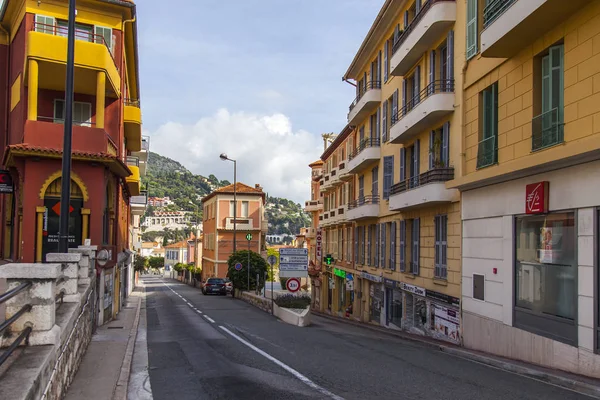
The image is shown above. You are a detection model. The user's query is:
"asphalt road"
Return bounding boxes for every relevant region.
[132,276,594,400]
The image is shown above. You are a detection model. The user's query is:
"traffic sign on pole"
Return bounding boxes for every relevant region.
[267,255,277,266]
[286,278,300,292]
[235,262,243,271]
[278,247,308,278]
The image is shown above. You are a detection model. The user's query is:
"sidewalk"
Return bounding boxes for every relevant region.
[313,310,600,399]
[64,288,142,400]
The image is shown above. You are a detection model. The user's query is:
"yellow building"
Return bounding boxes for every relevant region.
[447,0,600,378]
[304,160,324,309]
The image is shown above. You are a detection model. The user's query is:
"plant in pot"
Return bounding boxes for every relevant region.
[429,135,446,169]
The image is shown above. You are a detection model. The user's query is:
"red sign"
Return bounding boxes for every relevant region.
[315,227,323,261]
[525,181,549,214]
[51,202,74,216]
[286,277,300,292]
[0,170,13,193]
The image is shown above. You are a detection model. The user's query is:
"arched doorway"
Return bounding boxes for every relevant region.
[42,177,85,261]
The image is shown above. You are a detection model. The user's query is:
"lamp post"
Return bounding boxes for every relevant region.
[58,0,77,253]
[219,154,237,253]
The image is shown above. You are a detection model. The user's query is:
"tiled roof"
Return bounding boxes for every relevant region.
[202,182,265,202]
[308,160,324,167]
[164,240,188,249]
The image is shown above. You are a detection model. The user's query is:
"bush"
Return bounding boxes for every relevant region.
[274,293,311,309]
[279,277,289,288]
[227,250,268,291]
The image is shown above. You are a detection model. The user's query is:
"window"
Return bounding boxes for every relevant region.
[515,212,577,345]
[94,26,114,54]
[409,140,420,188]
[57,20,94,41]
[399,220,406,271]
[466,0,478,59]
[229,201,235,217]
[410,218,420,275]
[429,123,449,170]
[383,156,394,200]
[241,201,249,217]
[53,100,92,126]
[478,82,498,168]
[533,44,564,151]
[346,226,352,262]
[434,215,448,279]
[371,167,379,197]
[35,15,56,34]
[382,101,388,142]
[367,225,373,266]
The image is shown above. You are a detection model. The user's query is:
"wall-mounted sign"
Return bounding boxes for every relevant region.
[426,289,460,307]
[361,271,383,283]
[525,181,549,214]
[0,170,13,193]
[333,267,346,279]
[42,198,82,261]
[400,282,426,297]
[315,228,323,260]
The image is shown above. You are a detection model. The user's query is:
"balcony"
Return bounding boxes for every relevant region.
[130,190,148,216]
[390,0,456,77]
[389,80,454,144]
[321,211,330,227]
[132,135,150,174]
[304,227,316,239]
[347,195,380,221]
[329,167,340,187]
[312,168,323,181]
[531,108,564,152]
[261,219,269,233]
[304,199,324,212]
[319,178,326,193]
[348,81,382,126]
[124,99,142,152]
[481,0,587,58]
[348,138,381,173]
[389,168,457,211]
[338,161,352,181]
[476,136,498,169]
[28,23,120,97]
[337,205,348,223]
[224,217,254,231]
[126,157,141,196]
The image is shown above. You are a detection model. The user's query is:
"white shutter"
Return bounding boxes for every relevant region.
[466,0,478,59]
[400,147,406,181]
[429,50,436,94]
[413,218,420,275]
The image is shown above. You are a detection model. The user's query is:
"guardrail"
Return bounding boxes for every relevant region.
[0,281,33,366]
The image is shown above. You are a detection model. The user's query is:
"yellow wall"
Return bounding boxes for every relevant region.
[462,0,600,177]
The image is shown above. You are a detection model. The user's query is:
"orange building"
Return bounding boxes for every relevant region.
[201,183,268,280]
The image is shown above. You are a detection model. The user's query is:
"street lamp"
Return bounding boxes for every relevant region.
[219,153,237,253]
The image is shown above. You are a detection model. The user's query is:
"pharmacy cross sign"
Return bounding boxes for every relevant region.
[246,233,253,241]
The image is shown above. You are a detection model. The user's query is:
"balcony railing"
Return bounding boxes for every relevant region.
[391,80,454,126]
[348,195,380,210]
[483,0,517,28]
[477,136,498,169]
[125,98,141,107]
[38,115,94,128]
[349,138,381,160]
[532,108,563,152]
[141,136,150,151]
[349,81,382,112]
[130,190,148,205]
[392,0,455,55]
[33,22,117,70]
[390,168,454,195]
[127,156,140,167]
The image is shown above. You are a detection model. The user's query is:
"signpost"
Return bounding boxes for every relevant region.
[278,248,308,278]
[266,254,277,315]
[246,232,252,290]
[234,262,243,271]
[286,278,300,293]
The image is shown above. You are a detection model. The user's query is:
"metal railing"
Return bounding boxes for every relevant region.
[141,136,150,151]
[348,195,380,210]
[125,98,141,107]
[38,115,95,127]
[390,167,454,195]
[532,108,563,151]
[391,80,454,126]
[33,22,118,71]
[349,81,382,112]
[477,136,498,169]
[131,190,148,205]
[0,281,33,367]
[127,156,140,167]
[349,138,381,160]
[392,0,456,55]
[483,0,517,28]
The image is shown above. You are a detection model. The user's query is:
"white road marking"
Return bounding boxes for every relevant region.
[219,326,344,400]
[204,315,215,323]
[196,310,203,314]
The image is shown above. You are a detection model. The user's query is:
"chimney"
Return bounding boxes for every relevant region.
[255,184,262,190]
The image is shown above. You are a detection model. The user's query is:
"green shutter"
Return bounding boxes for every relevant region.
[466,0,478,60]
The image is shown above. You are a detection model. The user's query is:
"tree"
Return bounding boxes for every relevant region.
[148,256,164,271]
[227,250,268,291]
[133,255,147,272]
[265,247,280,282]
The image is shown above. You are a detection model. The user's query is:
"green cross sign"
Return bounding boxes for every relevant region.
[246,233,253,241]
[324,254,334,265]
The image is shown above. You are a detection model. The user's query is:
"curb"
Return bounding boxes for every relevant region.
[312,311,600,399]
[112,287,143,400]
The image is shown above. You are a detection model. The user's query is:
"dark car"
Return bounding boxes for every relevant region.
[202,278,227,295]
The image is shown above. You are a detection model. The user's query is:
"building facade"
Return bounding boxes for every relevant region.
[165,240,188,268]
[201,183,268,280]
[304,160,324,308]
[447,0,600,378]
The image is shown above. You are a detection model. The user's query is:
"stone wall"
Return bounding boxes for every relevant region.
[237,290,273,314]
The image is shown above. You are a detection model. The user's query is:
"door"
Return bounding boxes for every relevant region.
[385,288,393,326]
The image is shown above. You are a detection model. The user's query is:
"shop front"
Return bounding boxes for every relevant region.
[383,278,403,329]
[361,272,383,325]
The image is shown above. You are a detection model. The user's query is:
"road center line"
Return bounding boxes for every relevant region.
[203,315,215,323]
[196,310,203,314]
[219,326,344,400]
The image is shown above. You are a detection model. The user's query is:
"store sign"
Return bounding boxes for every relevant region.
[361,271,383,283]
[426,289,460,307]
[316,228,323,260]
[333,267,346,279]
[525,181,549,214]
[400,282,425,297]
[346,280,354,291]
[384,278,398,288]
[42,198,83,261]
[0,170,13,193]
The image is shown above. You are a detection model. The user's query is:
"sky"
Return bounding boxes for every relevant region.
[138,0,381,203]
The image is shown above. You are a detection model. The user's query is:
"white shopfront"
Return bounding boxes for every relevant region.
[461,160,599,378]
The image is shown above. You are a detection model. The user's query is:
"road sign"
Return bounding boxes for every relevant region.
[246,233,253,241]
[280,255,308,263]
[278,247,308,278]
[235,262,243,271]
[267,255,277,266]
[279,263,308,271]
[286,278,300,292]
[279,248,308,255]
[279,270,308,278]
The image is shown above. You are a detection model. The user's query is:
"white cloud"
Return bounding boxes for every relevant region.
[144,109,322,204]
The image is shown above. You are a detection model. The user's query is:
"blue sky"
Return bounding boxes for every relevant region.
[139,0,381,203]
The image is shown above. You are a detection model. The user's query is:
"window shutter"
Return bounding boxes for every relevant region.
[376,107,381,141]
[394,24,399,44]
[399,220,405,271]
[447,30,454,87]
[360,226,365,265]
[429,130,436,169]
[400,147,406,181]
[413,218,420,275]
[404,10,409,29]
[382,100,388,142]
[414,66,421,104]
[414,139,420,184]
[390,222,396,269]
[375,224,380,268]
[416,0,422,14]
[466,0,478,60]
[429,50,436,94]
[402,79,407,109]
[384,41,389,82]
[377,50,382,83]
[354,227,358,263]
[363,72,367,92]
[392,89,399,124]
[549,45,564,123]
[380,224,386,269]
[367,225,372,266]
[434,216,441,277]
[442,122,450,167]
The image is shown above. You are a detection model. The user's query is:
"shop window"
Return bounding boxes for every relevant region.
[473,274,485,301]
[515,212,577,345]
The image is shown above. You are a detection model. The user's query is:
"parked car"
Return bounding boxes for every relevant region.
[202,278,227,295]
[224,278,233,293]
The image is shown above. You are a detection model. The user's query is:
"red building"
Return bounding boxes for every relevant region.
[0,0,142,263]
